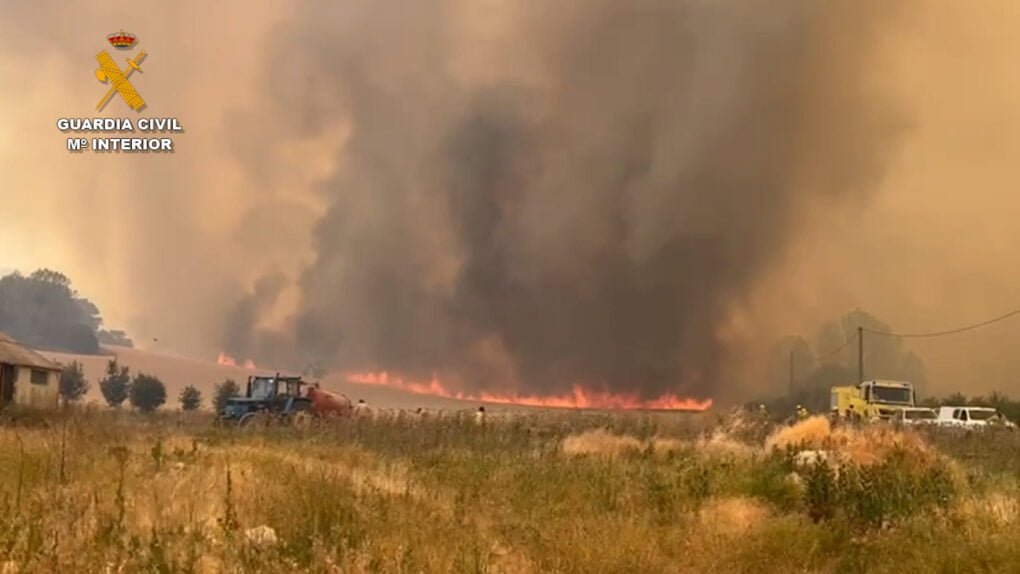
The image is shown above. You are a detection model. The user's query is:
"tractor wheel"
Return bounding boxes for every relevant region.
[238,412,271,430]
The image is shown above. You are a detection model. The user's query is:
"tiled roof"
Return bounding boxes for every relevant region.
[0,331,61,370]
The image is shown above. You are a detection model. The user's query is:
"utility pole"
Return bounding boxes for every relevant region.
[857,325,864,383]
[788,349,794,395]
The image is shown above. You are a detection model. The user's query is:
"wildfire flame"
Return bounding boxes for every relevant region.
[346,371,712,411]
[216,352,257,370]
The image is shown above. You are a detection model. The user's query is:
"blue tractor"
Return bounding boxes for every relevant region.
[218,373,314,427]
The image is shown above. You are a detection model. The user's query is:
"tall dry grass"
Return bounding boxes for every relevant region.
[766,415,943,468]
[0,407,1010,572]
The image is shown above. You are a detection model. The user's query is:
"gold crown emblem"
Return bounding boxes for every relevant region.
[107,30,137,49]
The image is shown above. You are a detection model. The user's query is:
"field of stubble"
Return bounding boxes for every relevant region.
[0,408,1016,573]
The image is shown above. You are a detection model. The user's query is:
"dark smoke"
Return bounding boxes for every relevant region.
[227,1,903,398]
[222,272,287,361]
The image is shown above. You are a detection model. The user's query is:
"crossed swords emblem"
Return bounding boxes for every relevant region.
[94,49,147,112]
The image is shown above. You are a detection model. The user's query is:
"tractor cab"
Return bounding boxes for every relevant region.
[248,375,307,402]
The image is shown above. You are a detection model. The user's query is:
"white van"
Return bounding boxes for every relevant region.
[936,406,1014,428]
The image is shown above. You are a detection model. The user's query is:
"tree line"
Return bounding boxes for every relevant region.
[0,269,133,354]
[59,360,242,413]
[756,307,1020,420]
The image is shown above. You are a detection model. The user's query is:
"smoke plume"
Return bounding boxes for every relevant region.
[222,0,903,399]
[12,1,1020,399]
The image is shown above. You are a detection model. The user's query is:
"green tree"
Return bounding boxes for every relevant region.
[984,391,1020,422]
[129,373,167,413]
[898,350,928,394]
[943,392,968,406]
[179,385,202,411]
[838,309,901,380]
[213,379,241,412]
[816,321,853,367]
[815,308,926,385]
[0,269,105,353]
[59,360,90,405]
[99,359,131,408]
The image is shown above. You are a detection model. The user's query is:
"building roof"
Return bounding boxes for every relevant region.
[0,331,62,371]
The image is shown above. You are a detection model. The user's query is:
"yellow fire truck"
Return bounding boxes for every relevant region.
[829,379,915,421]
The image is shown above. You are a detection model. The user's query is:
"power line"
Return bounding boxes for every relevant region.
[863,307,1020,339]
[821,330,858,357]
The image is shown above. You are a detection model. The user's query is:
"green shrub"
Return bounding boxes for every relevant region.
[798,449,955,528]
[748,452,799,511]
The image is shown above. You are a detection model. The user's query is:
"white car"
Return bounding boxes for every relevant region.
[936,406,1015,428]
[891,407,938,426]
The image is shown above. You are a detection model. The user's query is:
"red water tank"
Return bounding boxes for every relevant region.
[307,386,354,417]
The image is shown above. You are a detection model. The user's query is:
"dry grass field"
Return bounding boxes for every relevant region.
[0,408,1016,573]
